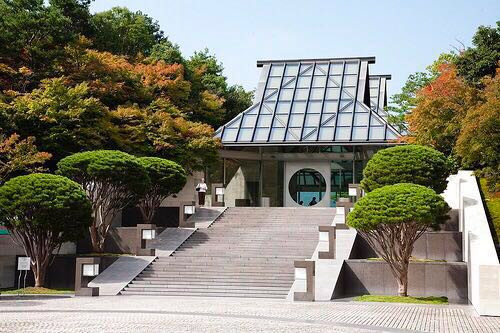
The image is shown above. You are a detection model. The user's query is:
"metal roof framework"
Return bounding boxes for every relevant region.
[215,57,401,146]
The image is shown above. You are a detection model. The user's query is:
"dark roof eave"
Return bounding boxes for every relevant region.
[257,56,376,67]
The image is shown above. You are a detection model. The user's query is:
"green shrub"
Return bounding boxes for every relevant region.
[137,157,187,224]
[57,150,150,252]
[347,183,450,296]
[0,173,91,287]
[361,145,450,193]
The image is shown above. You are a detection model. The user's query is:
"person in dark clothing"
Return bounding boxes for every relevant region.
[309,197,317,206]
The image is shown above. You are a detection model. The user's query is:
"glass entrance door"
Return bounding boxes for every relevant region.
[288,168,326,206]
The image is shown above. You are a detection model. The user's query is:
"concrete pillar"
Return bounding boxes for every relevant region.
[75,257,100,296]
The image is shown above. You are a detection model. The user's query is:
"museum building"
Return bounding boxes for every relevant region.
[213,56,402,208]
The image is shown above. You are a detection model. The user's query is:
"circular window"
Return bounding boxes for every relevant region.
[289,168,326,206]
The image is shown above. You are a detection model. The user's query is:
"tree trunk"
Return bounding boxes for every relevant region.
[32,255,49,288]
[89,224,103,253]
[397,272,408,297]
[33,264,46,288]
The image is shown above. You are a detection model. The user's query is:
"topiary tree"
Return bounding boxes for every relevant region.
[361,145,451,193]
[137,157,187,224]
[57,150,150,252]
[347,183,450,297]
[0,174,92,287]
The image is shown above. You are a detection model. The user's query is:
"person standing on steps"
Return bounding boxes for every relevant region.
[196,178,208,207]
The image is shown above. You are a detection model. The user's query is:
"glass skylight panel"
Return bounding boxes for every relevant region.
[325,88,340,100]
[269,128,285,141]
[254,128,269,141]
[279,88,294,101]
[352,127,368,140]
[323,101,338,113]
[321,115,336,126]
[337,113,352,126]
[274,115,288,127]
[276,101,291,114]
[264,89,277,101]
[344,62,359,74]
[314,63,328,75]
[269,65,284,76]
[291,101,306,113]
[295,88,309,100]
[335,127,351,140]
[354,113,369,126]
[297,76,311,88]
[305,114,320,127]
[237,128,253,141]
[343,75,358,86]
[289,114,304,127]
[268,77,282,88]
[308,101,322,113]
[310,88,324,100]
[329,62,343,75]
[300,64,313,76]
[282,77,295,88]
[285,64,299,76]
[222,128,237,141]
[369,126,385,140]
[327,76,341,87]
[302,127,318,140]
[286,128,301,140]
[257,114,272,127]
[312,76,327,87]
[318,127,334,140]
[339,100,354,112]
[241,114,256,127]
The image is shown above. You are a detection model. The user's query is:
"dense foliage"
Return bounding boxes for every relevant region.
[455,69,500,191]
[455,22,500,86]
[361,145,451,193]
[0,173,92,286]
[347,183,450,296]
[391,22,499,189]
[0,1,253,173]
[0,134,51,183]
[57,150,150,252]
[137,157,187,224]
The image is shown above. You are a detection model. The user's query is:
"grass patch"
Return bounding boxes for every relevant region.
[479,178,500,245]
[1,287,73,295]
[366,257,446,263]
[354,295,448,304]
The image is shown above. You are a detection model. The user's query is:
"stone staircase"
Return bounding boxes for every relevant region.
[121,207,334,298]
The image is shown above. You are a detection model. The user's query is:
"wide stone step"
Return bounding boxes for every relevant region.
[126,284,290,291]
[143,266,293,274]
[138,273,294,280]
[120,291,286,298]
[133,278,293,285]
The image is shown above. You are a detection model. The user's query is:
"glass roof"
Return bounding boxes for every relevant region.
[215,58,401,145]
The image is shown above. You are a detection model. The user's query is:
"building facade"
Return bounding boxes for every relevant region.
[213,57,401,207]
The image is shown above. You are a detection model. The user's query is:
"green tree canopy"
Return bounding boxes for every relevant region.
[0,134,51,184]
[137,157,187,224]
[57,150,150,252]
[347,183,450,296]
[91,6,164,57]
[3,77,111,164]
[0,173,91,286]
[0,0,92,88]
[455,22,500,86]
[361,145,451,193]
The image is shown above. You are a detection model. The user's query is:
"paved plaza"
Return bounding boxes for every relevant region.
[0,296,499,332]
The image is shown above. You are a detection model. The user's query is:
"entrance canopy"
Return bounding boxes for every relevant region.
[215,57,401,146]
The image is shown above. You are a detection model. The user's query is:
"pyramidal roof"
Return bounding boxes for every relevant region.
[215,57,401,145]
